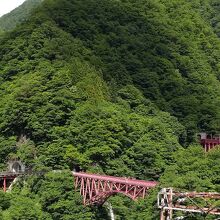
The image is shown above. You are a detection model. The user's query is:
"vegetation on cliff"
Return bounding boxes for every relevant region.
[0,0,220,219]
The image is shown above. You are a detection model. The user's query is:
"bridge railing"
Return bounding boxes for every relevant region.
[72,171,158,187]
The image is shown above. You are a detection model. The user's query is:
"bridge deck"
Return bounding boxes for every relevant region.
[72,171,158,187]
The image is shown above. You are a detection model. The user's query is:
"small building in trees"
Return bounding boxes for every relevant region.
[198,132,220,152]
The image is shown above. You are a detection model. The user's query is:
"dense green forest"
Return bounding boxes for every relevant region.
[0,0,220,219]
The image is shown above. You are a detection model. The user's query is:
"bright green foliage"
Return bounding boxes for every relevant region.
[3,196,43,220]
[58,100,183,179]
[30,171,95,220]
[161,146,215,191]
[1,172,98,219]
[0,0,220,219]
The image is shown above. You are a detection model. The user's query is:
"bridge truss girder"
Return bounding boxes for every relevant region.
[158,188,220,220]
[73,172,158,205]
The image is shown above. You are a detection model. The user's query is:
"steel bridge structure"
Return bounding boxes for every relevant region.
[0,172,23,192]
[158,188,220,220]
[2,169,220,220]
[72,171,158,205]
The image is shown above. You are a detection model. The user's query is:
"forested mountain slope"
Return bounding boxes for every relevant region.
[37,0,220,137]
[189,0,220,38]
[0,0,220,219]
[0,0,43,32]
[209,0,220,37]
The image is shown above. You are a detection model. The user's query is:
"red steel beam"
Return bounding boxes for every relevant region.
[3,176,6,192]
[72,172,158,188]
[0,173,23,192]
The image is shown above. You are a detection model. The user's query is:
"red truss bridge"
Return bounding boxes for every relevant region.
[72,171,158,205]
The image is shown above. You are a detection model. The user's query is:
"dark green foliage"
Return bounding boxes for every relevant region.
[210,0,220,37]
[0,192,11,210]
[0,0,220,219]
[35,0,220,138]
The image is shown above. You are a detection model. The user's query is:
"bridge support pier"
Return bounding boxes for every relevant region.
[3,176,6,192]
